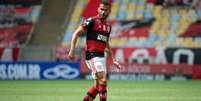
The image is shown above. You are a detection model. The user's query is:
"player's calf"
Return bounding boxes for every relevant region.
[83,86,98,101]
[99,83,107,101]
[96,71,107,101]
[98,77,107,101]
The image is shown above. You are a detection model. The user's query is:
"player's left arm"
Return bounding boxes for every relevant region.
[105,39,122,69]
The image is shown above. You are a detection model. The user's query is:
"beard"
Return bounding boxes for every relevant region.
[99,12,108,19]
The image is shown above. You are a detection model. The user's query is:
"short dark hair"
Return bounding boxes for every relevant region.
[101,0,111,7]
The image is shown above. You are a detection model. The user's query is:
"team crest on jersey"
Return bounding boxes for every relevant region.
[83,18,93,26]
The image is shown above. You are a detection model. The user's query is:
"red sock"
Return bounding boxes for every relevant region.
[83,86,98,101]
[99,84,107,101]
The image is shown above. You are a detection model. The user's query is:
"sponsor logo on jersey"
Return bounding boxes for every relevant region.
[97,34,107,42]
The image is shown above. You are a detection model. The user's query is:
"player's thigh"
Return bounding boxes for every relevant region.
[86,57,106,73]
[96,71,106,79]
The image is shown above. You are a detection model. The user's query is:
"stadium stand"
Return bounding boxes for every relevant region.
[63,0,88,46]
[0,1,43,47]
[30,0,76,45]
[63,0,201,48]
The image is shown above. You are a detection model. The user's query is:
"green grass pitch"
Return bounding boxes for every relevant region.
[0,80,201,101]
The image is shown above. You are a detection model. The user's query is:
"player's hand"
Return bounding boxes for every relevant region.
[67,51,75,61]
[113,60,122,70]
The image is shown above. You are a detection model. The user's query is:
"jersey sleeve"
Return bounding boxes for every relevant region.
[81,18,94,30]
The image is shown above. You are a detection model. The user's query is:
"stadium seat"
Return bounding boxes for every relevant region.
[0,3,42,46]
[63,0,201,48]
[109,2,119,20]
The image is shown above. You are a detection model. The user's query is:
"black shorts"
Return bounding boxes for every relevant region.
[85,51,104,60]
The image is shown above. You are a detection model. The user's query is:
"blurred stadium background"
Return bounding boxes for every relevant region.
[1,0,201,101]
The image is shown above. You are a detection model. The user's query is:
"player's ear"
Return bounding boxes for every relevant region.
[97,6,101,13]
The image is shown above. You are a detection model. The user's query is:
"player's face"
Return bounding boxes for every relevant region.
[98,4,111,19]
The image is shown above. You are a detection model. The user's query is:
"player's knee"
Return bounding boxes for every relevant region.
[96,72,103,79]
[94,79,99,87]
[99,77,107,85]
[96,72,107,85]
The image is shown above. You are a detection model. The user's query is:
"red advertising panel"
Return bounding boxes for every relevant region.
[192,65,201,79]
[107,63,192,75]
[80,47,201,80]
[0,48,20,61]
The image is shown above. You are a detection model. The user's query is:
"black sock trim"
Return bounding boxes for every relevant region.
[99,90,107,94]
[87,92,96,99]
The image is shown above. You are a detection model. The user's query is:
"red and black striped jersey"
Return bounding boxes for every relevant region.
[81,15,111,54]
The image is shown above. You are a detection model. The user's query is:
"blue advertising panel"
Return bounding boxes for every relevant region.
[0,61,80,80]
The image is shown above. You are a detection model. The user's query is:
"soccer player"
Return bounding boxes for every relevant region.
[67,0,121,101]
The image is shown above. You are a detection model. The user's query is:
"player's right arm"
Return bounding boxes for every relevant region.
[68,18,93,61]
[68,26,85,61]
